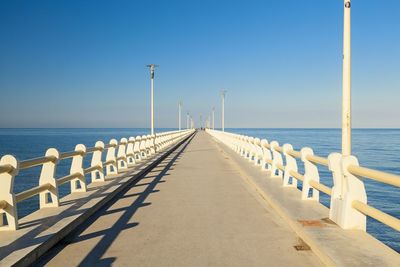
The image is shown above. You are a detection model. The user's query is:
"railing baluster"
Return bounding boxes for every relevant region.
[39,148,60,207]
[90,141,105,183]
[133,136,142,162]
[117,138,128,172]
[105,139,118,176]
[126,137,136,167]
[252,138,262,166]
[300,147,320,201]
[329,154,367,230]
[140,135,147,159]
[70,144,86,193]
[270,141,283,178]
[149,134,156,154]
[247,137,255,162]
[282,144,298,188]
[0,155,19,231]
[260,139,272,171]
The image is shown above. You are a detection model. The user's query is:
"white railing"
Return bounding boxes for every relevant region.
[0,129,194,231]
[206,129,400,233]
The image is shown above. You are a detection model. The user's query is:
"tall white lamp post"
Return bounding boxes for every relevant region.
[221,90,226,132]
[146,64,158,135]
[178,101,182,131]
[342,0,351,156]
[212,107,215,130]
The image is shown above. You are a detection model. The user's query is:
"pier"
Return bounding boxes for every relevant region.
[1,1,400,266]
[0,130,399,266]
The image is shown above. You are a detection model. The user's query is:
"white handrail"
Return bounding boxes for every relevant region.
[0,129,194,231]
[205,129,399,233]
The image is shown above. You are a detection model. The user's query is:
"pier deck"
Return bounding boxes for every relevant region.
[38,131,322,266]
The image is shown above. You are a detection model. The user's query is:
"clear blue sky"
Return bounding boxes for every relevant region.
[0,0,399,128]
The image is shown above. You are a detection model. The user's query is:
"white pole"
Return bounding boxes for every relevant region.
[147,64,158,135]
[178,101,182,131]
[186,112,189,129]
[212,107,215,130]
[151,76,154,135]
[221,90,226,132]
[342,0,351,156]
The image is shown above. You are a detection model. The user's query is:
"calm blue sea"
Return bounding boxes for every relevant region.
[0,128,399,252]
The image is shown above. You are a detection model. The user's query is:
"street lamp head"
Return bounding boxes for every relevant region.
[220,90,227,98]
[146,64,159,68]
[146,64,159,79]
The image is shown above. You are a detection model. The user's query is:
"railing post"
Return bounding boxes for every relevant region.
[126,137,136,167]
[253,138,263,166]
[239,135,246,155]
[90,141,105,183]
[157,134,162,151]
[282,144,298,188]
[233,134,239,153]
[329,154,367,230]
[150,134,156,154]
[270,141,283,178]
[245,136,251,158]
[0,155,19,231]
[70,144,87,193]
[160,133,164,150]
[236,135,242,154]
[117,138,128,172]
[260,139,272,171]
[105,139,118,176]
[247,137,255,162]
[39,148,60,208]
[154,134,160,152]
[239,136,246,156]
[300,147,320,201]
[133,136,142,162]
[145,135,152,156]
[140,135,147,159]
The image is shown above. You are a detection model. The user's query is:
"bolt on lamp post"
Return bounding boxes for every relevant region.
[146,64,158,135]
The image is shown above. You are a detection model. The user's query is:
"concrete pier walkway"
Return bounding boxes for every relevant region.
[38,132,322,266]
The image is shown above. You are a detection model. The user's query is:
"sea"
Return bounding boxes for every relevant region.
[0,128,399,252]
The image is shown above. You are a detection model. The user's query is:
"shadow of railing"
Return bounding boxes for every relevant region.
[35,133,194,266]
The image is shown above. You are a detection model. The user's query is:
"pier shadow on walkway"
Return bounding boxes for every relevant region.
[0,154,173,264]
[35,136,191,266]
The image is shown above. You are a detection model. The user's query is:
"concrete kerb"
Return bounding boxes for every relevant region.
[210,135,400,267]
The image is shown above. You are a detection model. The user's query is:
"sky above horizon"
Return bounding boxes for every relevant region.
[1,0,399,128]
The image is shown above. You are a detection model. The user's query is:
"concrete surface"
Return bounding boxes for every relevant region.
[211,133,400,267]
[38,131,323,267]
[0,134,191,267]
